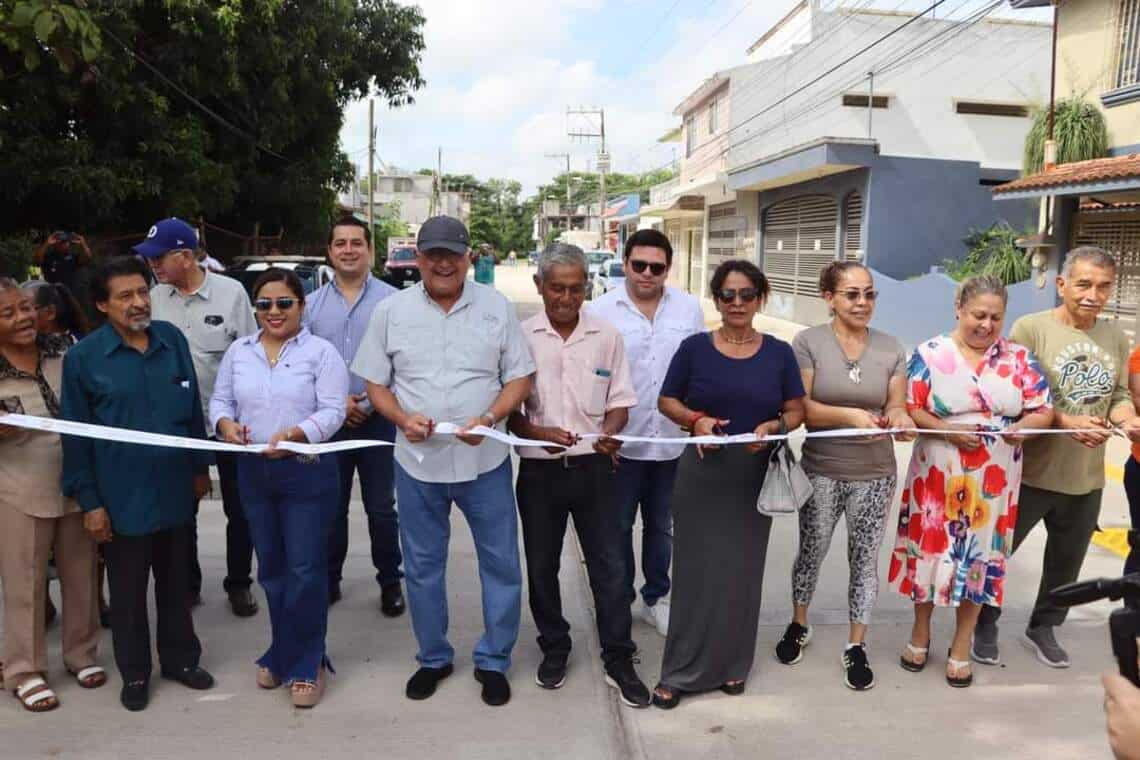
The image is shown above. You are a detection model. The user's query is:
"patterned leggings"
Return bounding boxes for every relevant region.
[791,473,897,625]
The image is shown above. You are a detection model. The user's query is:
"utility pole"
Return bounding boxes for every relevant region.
[568,106,608,249]
[367,98,375,244]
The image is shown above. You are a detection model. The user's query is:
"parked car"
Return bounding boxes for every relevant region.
[229,256,334,299]
[584,250,614,300]
[592,259,626,300]
[384,245,419,288]
[527,250,540,265]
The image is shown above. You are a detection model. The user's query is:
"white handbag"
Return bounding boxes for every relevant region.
[755,440,814,516]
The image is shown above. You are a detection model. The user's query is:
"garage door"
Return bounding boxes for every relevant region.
[762,194,839,297]
[1072,208,1140,342]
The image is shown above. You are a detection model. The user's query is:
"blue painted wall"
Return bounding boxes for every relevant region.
[864,155,1035,279]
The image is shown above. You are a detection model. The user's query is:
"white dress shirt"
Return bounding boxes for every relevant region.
[588,283,704,461]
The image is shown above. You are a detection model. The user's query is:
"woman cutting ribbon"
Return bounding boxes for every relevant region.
[210,268,348,708]
[651,259,805,709]
[888,275,1053,688]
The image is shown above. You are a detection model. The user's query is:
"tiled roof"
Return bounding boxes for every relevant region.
[993,154,1140,195]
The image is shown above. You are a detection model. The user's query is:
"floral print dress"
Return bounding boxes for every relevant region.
[888,334,1051,608]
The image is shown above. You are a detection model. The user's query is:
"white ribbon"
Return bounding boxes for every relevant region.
[0,413,1124,455]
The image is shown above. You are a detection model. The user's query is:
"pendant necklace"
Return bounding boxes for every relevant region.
[832,324,866,385]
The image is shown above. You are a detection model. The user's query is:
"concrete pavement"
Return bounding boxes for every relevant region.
[0,263,1128,758]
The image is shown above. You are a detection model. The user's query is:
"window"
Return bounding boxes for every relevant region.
[1117,0,1140,89]
[685,115,696,157]
[841,94,889,109]
[955,101,1029,118]
[708,98,718,135]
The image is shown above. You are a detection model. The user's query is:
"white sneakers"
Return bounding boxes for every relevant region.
[639,599,670,637]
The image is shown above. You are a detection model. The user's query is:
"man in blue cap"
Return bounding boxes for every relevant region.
[61,254,216,712]
[139,217,259,618]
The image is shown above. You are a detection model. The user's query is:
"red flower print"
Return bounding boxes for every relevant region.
[982,464,1008,498]
[888,553,902,582]
[908,514,923,542]
[996,364,1012,378]
[920,525,949,555]
[961,444,990,470]
[923,467,946,508]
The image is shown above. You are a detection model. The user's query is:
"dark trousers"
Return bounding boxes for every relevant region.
[239,455,338,682]
[979,483,1102,629]
[516,455,636,666]
[189,450,254,594]
[1124,458,1140,575]
[613,457,678,607]
[102,524,202,682]
[328,414,402,590]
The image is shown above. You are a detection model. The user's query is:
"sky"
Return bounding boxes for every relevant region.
[338,0,1053,196]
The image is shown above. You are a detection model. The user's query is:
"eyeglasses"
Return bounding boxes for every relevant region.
[254,297,299,312]
[836,289,878,302]
[629,260,667,276]
[714,288,760,303]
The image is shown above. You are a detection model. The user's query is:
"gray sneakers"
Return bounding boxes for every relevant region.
[971,622,1000,665]
[1021,625,1071,668]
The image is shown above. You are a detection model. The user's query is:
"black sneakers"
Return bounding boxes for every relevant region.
[842,644,875,691]
[604,659,650,708]
[474,668,511,706]
[536,652,569,690]
[775,622,812,665]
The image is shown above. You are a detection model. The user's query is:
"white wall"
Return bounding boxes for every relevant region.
[747,4,812,62]
[729,12,1051,172]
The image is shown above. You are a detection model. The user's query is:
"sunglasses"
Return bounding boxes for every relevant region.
[254,297,299,312]
[629,260,667,276]
[836,289,878,302]
[714,288,760,303]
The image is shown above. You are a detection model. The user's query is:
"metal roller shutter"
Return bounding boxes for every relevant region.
[844,193,863,262]
[762,195,839,296]
[1072,209,1140,341]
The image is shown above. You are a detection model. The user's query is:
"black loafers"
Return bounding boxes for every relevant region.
[380,583,406,618]
[474,668,511,707]
[121,679,149,712]
[228,589,259,618]
[406,664,454,700]
[161,665,215,690]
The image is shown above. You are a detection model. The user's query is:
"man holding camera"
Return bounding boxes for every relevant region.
[35,231,92,294]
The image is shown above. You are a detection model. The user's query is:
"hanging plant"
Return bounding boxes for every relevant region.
[1023,95,1109,175]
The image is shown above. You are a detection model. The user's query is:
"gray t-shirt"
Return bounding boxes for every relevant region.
[792,324,906,481]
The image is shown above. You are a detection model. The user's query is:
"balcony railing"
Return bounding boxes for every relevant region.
[649,176,680,206]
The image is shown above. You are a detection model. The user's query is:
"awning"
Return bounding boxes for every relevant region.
[992,154,1140,200]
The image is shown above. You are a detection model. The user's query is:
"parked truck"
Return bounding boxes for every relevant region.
[384,237,419,288]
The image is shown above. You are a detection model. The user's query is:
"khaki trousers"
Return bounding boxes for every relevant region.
[0,508,99,690]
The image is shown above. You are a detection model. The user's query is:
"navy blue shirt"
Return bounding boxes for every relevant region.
[660,332,805,434]
[60,321,210,536]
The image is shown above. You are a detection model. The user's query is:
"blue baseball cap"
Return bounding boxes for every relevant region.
[132,217,199,258]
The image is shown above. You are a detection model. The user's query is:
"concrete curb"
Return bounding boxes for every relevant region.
[569,526,644,760]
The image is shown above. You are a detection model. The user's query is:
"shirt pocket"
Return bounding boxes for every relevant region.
[389,326,435,380]
[584,371,611,417]
[197,325,233,355]
[451,322,500,374]
[158,378,196,425]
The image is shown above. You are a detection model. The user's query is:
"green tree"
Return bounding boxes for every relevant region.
[536,168,676,207]
[1023,95,1109,175]
[943,223,1032,285]
[0,0,425,248]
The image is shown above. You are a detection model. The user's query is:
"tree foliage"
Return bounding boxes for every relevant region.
[1023,95,1109,175]
[536,168,677,206]
[0,0,425,248]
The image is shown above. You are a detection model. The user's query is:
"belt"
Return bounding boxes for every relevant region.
[526,453,607,470]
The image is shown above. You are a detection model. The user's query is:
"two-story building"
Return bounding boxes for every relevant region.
[995,0,1140,338]
[649,2,1051,324]
[339,167,471,234]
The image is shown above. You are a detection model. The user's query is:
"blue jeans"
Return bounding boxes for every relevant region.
[613,457,678,607]
[238,455,338,682]
[328,414,402,589]
[394,458,521,672]
[1125,457,1140,575]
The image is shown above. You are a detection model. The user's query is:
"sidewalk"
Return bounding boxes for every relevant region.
[0,492,626,760]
